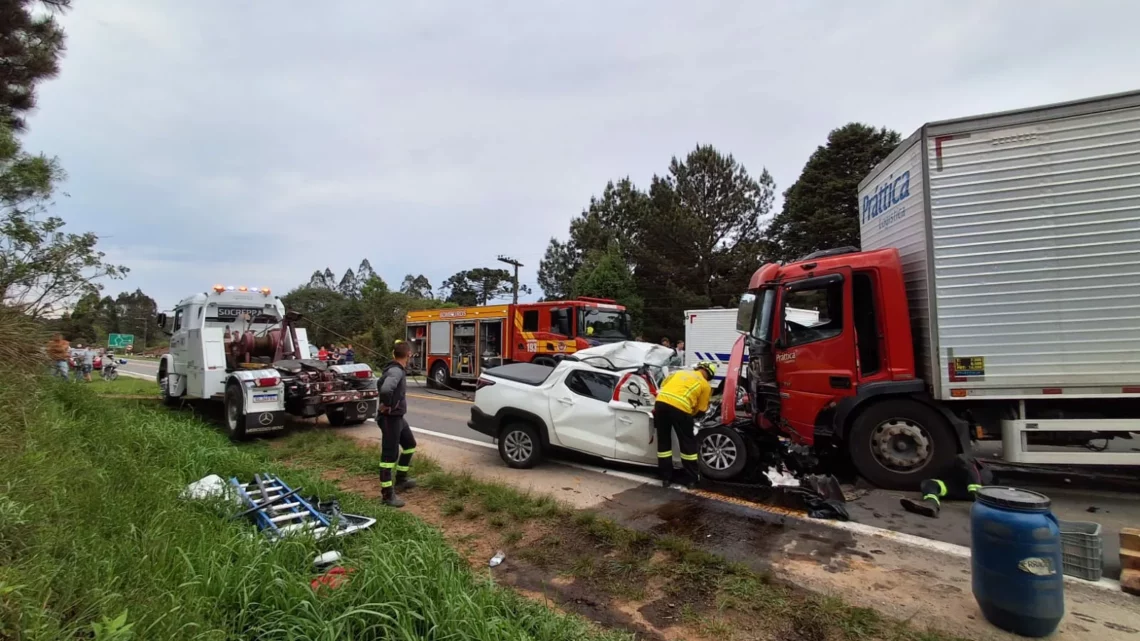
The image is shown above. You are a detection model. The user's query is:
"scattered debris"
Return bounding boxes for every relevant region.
[182,473,376,541]
[314,551,342,569]
[764,467,800,487]
[311,566,353,592]
[489,551,505,567]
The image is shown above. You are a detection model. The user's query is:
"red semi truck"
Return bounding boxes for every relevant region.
[726,91,1140,489]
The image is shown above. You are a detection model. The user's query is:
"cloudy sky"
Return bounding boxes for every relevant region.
[23,0,1140,309]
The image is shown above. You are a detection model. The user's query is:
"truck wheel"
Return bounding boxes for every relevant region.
[326,407,347,427]
[498,422,543,469]
[429,362,450,390]
[224,383,248,441]
[160,369,178,407]
[698,425,749,481]
[848,399,957,490]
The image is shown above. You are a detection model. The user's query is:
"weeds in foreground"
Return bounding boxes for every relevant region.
[0,375,628,641]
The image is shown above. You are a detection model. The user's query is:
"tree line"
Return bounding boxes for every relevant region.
[537,125,902,342]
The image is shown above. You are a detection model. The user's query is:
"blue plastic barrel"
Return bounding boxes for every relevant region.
[971,487,1065,637]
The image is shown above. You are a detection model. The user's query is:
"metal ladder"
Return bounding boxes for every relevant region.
[230,473,332,539]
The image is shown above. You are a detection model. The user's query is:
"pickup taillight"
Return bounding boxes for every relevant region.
[476,378,495,391]
[255,376,280,388]
[353,370,371,378]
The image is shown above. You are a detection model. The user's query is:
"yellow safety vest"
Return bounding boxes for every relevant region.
[656,370,711,416]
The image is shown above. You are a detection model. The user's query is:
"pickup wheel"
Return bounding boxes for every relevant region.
[698,425,749,481]
[848,399,957,490]
[498,422,543,469]
[224,382,248,441]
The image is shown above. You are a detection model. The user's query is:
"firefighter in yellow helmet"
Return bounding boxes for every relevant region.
[654,361,716,488]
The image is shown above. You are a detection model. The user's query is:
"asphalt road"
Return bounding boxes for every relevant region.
[118,358,1134,579]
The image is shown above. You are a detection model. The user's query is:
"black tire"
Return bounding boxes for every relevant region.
[498,422,543,469]
[428,362,449,390]
[847,399,957,490]
[698,425,749,481]
[160,368,178,407]
[224,383,247,441]
[343,419,365,427]
[326,406,347,427]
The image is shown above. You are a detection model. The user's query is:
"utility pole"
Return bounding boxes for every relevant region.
[497,255,523,305]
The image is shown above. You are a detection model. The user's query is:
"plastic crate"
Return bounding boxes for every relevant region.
[1058,520,1103,581]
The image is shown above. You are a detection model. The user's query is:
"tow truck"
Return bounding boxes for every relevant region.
[156,285,379,440]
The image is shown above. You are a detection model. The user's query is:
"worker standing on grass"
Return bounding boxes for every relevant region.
[654,361,716,488]
[377,341,417,508]
[900,454,993,518]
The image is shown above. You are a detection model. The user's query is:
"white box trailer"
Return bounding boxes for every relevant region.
[684,307,818,381]
[859,90,1140,464]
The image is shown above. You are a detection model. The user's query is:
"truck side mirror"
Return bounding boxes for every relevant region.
[156,313,170,336]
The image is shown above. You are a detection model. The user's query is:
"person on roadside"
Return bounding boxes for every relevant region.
[344,344,355,364]
[377,341,417,508]
[318,345,329,361]
[654,361,716,488]
[79,344,94,382]
[661,337,672,349]
[47,334,70,380]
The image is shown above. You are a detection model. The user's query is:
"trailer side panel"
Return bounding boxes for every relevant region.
[927,103,1140,396]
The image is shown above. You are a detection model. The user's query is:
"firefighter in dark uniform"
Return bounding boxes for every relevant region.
[377,341,417,507]
[654,361,716,488]
[900,453,993,518]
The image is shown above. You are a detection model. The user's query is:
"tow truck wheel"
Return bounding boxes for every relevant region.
[327,406,347,427]
[848,399,956,490]
[698,425,749,481]
[224,383,247,441]
[499,422,543,469]
[160,369,178,407]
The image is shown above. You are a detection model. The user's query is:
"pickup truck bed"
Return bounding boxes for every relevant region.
[483,363,554,386]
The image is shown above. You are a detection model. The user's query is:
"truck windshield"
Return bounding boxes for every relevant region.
[751,288,777,343]
[579,309,632,340]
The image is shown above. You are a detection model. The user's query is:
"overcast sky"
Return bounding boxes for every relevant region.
[23,0,1140,309]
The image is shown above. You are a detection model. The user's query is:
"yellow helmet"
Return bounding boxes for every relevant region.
[696,361,716,379]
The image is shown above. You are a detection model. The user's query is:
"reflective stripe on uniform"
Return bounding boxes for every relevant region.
[922,494,941,505]
[396,465,410,472]
[657,450,673,458]
[401,448,416,455]
[381,479,394,488]
[379,462,396,469]
[967,483,981,493]
[679,453,699,461]
[933,479,947,497]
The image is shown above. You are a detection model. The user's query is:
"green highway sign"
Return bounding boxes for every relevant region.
[108,333,134,349]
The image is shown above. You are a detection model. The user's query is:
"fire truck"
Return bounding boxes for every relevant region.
[406,298,632,389]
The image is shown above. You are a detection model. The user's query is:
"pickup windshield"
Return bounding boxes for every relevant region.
[578,308,632,340]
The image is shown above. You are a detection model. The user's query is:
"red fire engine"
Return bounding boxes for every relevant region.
[405,298,631,388]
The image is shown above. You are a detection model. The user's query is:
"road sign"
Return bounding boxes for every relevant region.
[108,333,134,349]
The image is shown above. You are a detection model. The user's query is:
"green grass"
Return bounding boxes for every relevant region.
[85,375,159,396]
[0,373,629,640]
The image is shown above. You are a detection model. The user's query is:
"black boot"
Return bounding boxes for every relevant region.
[900,496,940,518]
[381,487,405,508]
[395,474,417,491]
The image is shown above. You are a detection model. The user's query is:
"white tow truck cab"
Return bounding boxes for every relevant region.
[156,285,379,440]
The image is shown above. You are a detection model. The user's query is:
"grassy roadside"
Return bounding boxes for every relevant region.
[0,376,628,639]
[270,431,964,641]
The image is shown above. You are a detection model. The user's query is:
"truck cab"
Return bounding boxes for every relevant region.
[733,247,967,488]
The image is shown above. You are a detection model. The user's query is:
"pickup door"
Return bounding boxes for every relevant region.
[547,368,618,458]
[611,373,657,464]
